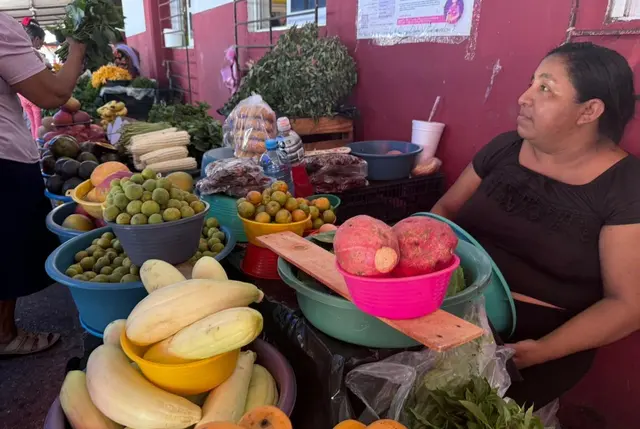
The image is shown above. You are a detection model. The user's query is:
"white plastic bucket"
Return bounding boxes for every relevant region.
[411,120,445,162]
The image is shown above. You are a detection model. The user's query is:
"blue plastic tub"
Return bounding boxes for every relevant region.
[347,141,423,181]
[44,189,73,209]
[46,202,86,244]
[413,213,517,337]
[201,193,248,242]
[45,227,148,335]
[201,147,235,178]
[213,225,237,262]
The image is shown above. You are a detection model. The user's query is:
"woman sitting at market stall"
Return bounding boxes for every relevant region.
[431,42,640,409]
[114,43,141,78]
[0,13,85,356]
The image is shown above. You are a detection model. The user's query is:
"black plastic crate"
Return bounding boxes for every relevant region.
[335,173,445,224]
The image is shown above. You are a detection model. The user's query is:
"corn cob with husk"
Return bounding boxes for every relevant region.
[130,130,190,156]
[146,157,198,174]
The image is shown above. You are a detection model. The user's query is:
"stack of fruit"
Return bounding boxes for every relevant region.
[102,168,206,225]
[64,230,140,283]
[59,258,288,429]
[302,196,337,232]
[42,135,125,196]
[97,100,128,128]
[191,217,228,263]
[40,97,107,143]
[128,128,197,174]
[236,181,312,225]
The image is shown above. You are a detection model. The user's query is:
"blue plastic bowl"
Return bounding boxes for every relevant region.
[45,226,148,335]
[45,202,87,244]
[201,147,235,178]
[212,225,237,262]
[44,189,73,209]
[412,213,517,337]
[201,193,248,242]
[347,141,423,181]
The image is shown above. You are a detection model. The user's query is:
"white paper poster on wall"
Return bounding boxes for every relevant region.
[357,0,476,42]
[122,0,147,36]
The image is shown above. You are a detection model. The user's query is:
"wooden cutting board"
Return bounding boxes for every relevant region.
[258,232,485,351]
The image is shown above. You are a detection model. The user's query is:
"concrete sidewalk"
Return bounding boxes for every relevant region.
[0,284,85,429]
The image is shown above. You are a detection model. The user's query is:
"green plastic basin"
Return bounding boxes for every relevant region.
[277,240,492,349]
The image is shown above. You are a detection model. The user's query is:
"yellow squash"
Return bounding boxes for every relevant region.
[244,364,279,413]
[86,345,201,429]
[103,319,126,347]
[196,351,256,428]
[59,371,122,429]
[146,307,263,360]
[125,279,264,346]
[139,259,186,293]
[192,256,228,281]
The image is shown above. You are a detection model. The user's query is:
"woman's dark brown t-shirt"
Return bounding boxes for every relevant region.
[456,131,640,315]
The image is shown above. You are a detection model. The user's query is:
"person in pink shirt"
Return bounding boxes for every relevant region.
[18,18,47,140]
[0,13,85,356]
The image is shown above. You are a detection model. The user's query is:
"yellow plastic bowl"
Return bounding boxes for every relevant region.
[240,214,310,247]
[120,330,239,395]
[67,179,104,219]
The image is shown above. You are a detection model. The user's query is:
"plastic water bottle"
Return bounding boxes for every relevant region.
[276,117,313,197]
[260,138,294,194]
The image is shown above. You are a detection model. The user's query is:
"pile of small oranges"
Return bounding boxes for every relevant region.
[236,182,337,230]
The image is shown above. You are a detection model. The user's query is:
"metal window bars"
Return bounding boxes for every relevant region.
[233,0,320,73]
[158,0,197,104]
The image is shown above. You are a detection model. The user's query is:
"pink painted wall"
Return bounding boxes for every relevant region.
[127,1,640,426]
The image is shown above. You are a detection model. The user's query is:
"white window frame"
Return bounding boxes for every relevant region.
[248,0,326,33]
[609,0,640,21]
[168,0,195,48]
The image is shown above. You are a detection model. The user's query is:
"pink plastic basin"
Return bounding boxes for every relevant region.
[336,255,461,320]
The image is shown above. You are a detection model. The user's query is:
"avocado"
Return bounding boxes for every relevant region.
[78,161,98,180]
[62,177,83,194]
[77,152,98,163]
[61,159,81,179]
[79,141,99,155]
[46,175,65,195]
[41,155,56,175]
[54,157,71,175]
[50,135,80,159]
[100,153,120,163]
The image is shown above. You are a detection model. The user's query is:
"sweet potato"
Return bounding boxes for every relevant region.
[392,217,458,277]
[334,215,399,276]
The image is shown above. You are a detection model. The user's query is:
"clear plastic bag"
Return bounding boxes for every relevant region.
[223,94,277,158]
[305,153,369,193]
[196,158,273,198]
[345,298,514,425]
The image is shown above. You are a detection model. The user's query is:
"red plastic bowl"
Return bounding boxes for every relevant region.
[336,255,460,320]
[241,244,281,280]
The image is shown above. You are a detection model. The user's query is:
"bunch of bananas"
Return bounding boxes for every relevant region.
[98,101,128,128]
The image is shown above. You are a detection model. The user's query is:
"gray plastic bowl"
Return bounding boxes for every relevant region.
[347,141,423,181]
[107,202,209,266]
[42,339,296,429]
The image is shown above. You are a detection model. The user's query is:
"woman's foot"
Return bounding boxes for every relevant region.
[0,329,60,356]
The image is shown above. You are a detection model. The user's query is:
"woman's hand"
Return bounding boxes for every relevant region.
[507,339,549,369]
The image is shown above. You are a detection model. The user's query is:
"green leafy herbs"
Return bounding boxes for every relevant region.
[51,0,124,71]
[130,77,158,89]
[148,102,223,159]
[221,24,357,119]
[446,267,467,298]
[406,377,544,429]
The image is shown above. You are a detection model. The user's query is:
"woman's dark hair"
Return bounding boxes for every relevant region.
[547,42,635,144]
[22,18,45,41]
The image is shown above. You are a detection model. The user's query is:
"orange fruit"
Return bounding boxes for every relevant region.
[265,201,281,217]
[314,197,331,211]
[296,197,306,205]
[291,209,307,222]
[271,181,288,193]
[322,209,336,224]
[299,203,310,215]
[312,218,325,229]
[305,218,313,230]
[237,201,256,219]
[246,191,262,205]
[255,212,271,223]
[271,191,287,206]
[319,223,338,232]
[309,206,320,220]
[275,209,292,224]
[284,198,299,212]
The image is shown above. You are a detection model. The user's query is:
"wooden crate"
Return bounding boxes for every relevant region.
[290,117,354,151]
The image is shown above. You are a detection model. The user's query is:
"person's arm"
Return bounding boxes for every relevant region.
[509,223,640,369]
[430,164,482,219]
[11,40,86,109]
